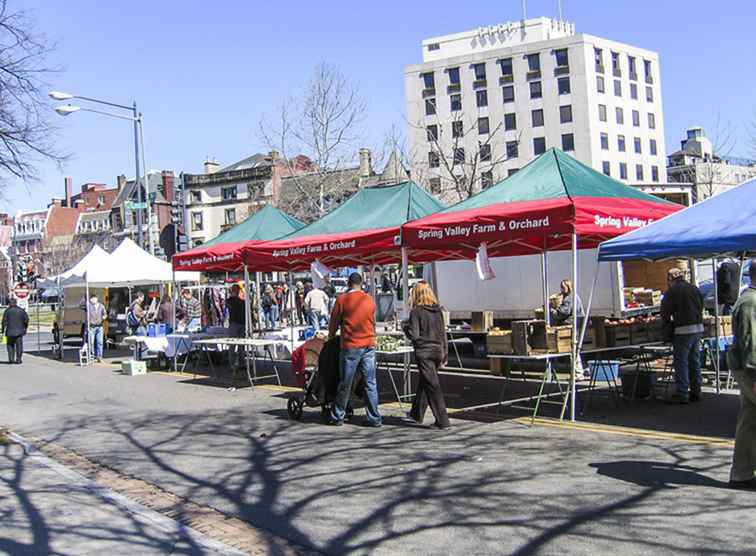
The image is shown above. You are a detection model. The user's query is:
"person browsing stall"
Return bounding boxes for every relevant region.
[180,288,202,331]
[327,272,381,427]
[305,284,330,329]
[85,294,107,362]
[402,281,451,430]
[226,284,246,369]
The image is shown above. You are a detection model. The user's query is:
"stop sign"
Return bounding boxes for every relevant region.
[13,283,30,299]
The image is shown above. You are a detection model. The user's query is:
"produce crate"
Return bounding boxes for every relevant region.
[646,319,664,342]
[546,326,573,353]
[605,324,631,347]
[486,331,513,354]
[489,357,510,376]
[580,328,596,349]
[512,320,539,356]
[635,290,662,307]
[471,311,494,332]
[704,316,732,338]
[629,323,648,344]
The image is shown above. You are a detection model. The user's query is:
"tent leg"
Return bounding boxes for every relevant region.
[541,252,550,327]
[85,278,90,366]
[401,248,410,320]
[712,258,720,394]
[570,233,578,421]
[288,271,294,356]
[255,272,262,335]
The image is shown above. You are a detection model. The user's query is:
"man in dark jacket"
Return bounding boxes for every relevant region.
[2,298,29,364]
[717,259,741,315]
[727,261,756,489]
[661,268,704,404]
[727,261,756,490]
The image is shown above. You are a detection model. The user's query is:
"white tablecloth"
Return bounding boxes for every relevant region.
[133,333,212,358]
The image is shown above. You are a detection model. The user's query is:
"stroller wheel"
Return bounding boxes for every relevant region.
[287,397,304,420]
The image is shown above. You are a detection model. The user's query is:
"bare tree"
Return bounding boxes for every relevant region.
[0,1,63,194]
[259,63,367,221]
[408,110,517,203]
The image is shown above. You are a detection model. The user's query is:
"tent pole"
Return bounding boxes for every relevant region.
[85,276,90,366]
[570,233,578,421]
[243,265,251,339]
[541,252,550,326]
[288,270,294,355]
[401,248,410,320]
[171,270,176,331]
[712,258,720,394]
[255,272,262,335]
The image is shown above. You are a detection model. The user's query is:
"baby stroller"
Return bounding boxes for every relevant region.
[287,337,362,422]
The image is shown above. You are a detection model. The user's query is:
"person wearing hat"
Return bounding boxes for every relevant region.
[661,267,704,404]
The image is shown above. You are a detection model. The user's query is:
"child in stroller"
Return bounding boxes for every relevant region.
[288,336,364,422]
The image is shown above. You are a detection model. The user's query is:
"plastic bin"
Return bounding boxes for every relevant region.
[589,360,620,381]
[147,323,168,337]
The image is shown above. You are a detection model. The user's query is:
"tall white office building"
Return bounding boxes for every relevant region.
[405,17,667,202]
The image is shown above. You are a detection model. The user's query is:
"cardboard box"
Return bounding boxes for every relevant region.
[122,360,147,376]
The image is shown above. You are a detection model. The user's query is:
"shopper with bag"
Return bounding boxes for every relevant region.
[2,298,28,364]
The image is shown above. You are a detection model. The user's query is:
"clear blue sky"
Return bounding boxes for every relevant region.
[5,0,755,214]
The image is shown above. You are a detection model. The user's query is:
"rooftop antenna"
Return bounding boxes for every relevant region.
[558,0,563,21]
[522,0,527,19]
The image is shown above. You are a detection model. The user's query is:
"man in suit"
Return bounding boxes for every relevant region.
[2,298,29,364]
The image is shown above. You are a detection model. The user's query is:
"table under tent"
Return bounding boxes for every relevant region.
[402,148,682,421]
[598,176,756,393]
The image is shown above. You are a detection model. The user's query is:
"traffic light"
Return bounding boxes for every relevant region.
[16,260,27,284]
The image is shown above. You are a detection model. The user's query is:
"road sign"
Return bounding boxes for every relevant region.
[127,201,147,210]
[13,283,30,299]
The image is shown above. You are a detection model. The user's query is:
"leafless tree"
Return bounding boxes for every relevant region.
[259,63,367,221]
[0,0,63,194]
[408,110,517,203]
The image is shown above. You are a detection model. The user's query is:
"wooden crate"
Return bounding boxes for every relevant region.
[471,311,494,332]
[489,357,509,376]
[591,317,608,348]
[635,290,662,307]
[486,332,513,354]
[605,324,631,347]
[704,316,732,338]
[646,319,664,342]
[546,326,573,353]
[512,320,538,355]
[629,322,648,344]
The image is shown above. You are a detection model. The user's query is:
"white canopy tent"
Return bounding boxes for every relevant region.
[108,238,199,285]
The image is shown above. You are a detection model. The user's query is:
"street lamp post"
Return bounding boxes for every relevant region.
[50,92,153,253]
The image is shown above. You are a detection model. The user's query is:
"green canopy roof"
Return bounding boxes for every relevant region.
[445,148,672,213]
[203,204,304,246]
[282,180,445,239]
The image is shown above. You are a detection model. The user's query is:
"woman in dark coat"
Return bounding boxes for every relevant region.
[403,281,451,429]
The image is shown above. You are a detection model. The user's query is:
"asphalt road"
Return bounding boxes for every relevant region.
[0,355,753,555]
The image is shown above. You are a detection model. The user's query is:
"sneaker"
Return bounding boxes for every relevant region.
[361,420,383,428]
[326,419,343,427]
[666,393,689,405]
[400,413,422,425]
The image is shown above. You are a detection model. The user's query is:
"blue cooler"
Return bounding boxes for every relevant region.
[590,360,620,382]
[156,323,167,337]
[147,323,158,337]
[300,327,316,341]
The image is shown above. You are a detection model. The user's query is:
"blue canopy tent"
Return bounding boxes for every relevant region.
[597,177,756,392]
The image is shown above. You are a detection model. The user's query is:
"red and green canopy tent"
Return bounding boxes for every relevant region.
[402,149,683,422]
[172,205,304,272]
[403,148,681,259]
[242,181,445,271]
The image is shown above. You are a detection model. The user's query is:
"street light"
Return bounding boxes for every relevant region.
[48,90,154,254]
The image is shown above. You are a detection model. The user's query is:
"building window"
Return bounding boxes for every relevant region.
[481,171,494,189]
[478,117,489,135]
[557,77,571,95]
[628,56,637,80]
[499,57,513,77]
[98,194,105,205]
[506,141,519,158]
[422,72,435,91]
[632,110,640,127]
[453,147,465,165]
[472,63,486,81]
[602,161,611,176]
[527,53,540,72]
[634,137,642,153]
[428,151,440,168]
[532,108,544,127]
[618,135,626,152]
[598,104,607,122]
[508,168,519,177]
[561,133,575,152]
[502,85,515,103]
[615,107,624,125]
[651,165,659,182]
[614,80,622,97]
[559,105,572,123]
[646,86,654,102]
[630,83,638,100]
[611,51,620,76]
[648,113,656,129]
[650,138,658,155]
[221,186,237,201]
[427,125,438,142]
[600,132,609,150]
[504,112,517,131]
[450,94,462,112]
[479,143,491,162]
[429,178,441,194]
[225,208,236,226]
[452,120,464,138]
[190,190,201,203]
[448,67,460,85]
[476,89,488,107]
[619,162,628,180]
[644,59,653,83]
[533,137,546,156]
[425,98,436,116]
[597,76,605,93]
[594,47,604,72]
[191,211,203,231]
[636,164,644,181]
[554,48,569,68]
[529,81,542,99]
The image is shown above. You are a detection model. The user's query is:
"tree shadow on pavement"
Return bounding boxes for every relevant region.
[589,460,731,489]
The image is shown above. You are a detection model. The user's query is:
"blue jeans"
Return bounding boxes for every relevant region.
[308,310,327,330]
[673,333,703,396]
[89,325,104,359]
[263,308,276,329]
[331,347,382,425]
